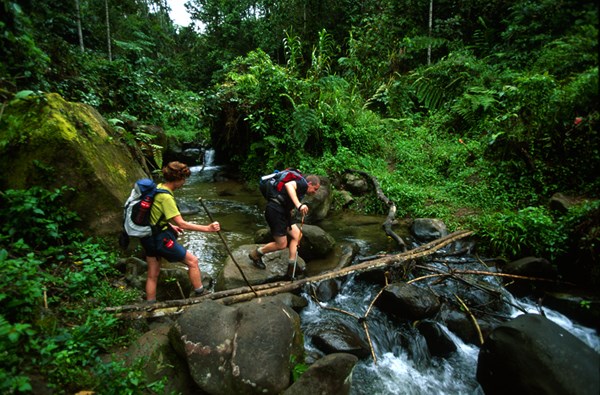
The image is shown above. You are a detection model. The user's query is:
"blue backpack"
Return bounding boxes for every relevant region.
[120,179,169,248]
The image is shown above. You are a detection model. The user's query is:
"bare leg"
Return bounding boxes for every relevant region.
[260,234,288,254]
[287,224,301,261]
[182,251,202,289]
[145,256,161,301]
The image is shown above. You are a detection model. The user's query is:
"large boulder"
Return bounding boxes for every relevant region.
[297,224,336,260]
[253,225,336,261]
[477,314,600,395]
[215,245,306,290]
[169,298,305,395]
[0,92,146,235]
[411,218,448,242]
[299,176,332,223]
[375,282,442,321]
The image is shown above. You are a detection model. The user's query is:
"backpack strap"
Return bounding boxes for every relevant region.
[150,188,174,234]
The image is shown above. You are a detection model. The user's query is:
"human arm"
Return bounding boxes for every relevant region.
[285,181,309,215]
[170,215,220,233]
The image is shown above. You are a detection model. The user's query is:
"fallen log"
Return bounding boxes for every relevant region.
[106,229,473,319]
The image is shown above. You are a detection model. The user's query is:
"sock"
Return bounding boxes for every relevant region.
[257,247,264,256]
[194,286,205,294]
[288,259,295,266]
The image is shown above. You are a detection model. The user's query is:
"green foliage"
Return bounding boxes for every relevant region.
[0,186,80,250]
[290,355,308,382]
[475,206,566,260]
[0,187,149,393]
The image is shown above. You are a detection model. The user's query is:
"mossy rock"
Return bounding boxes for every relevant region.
[0,92,147,235]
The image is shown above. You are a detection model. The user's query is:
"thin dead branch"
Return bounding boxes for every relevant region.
[346,169,406,251]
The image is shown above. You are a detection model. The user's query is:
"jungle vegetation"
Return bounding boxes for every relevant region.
[0,0,598,393]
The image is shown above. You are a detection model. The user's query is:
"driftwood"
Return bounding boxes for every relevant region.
[106,229,473,319]
[345,169,406,251]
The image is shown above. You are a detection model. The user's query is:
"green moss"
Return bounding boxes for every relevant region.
[0,92,147,235]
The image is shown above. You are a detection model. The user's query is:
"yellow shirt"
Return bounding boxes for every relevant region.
[149,183,179,229]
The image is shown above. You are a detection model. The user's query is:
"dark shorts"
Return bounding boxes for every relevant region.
[265,201,292,237]
[141,228,187,262]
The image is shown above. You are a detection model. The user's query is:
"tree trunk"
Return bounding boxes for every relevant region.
[105,0,112,61]
[75,0,84,52]
[106,230,473,319]
[428,0,433,65]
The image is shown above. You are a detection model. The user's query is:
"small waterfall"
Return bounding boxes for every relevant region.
[203,148,216,167]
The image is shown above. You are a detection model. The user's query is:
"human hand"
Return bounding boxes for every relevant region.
[298,204,309,215]
[209,221,220,232]
[170,223,184,235]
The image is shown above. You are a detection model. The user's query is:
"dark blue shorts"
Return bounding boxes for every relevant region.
[265,202,292,237]
[141,228,187,262]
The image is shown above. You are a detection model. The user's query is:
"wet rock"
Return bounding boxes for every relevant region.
[376,282,441,321]
[215,245,306,290]
[438,305,499,346]
[477,314,599,395]
[129,259,213,300]
[416,320,457,358]
[314,279,340,302]
[502,256,558,297]
[543,291,600,331]
[311,321,371,359]
[252,225,336,261]
[548,192,578,214]
[411,218,448,241]
[283,353,358,395]
[297,225,336,260]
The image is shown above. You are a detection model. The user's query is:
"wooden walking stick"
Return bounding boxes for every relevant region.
[198,197,258,297]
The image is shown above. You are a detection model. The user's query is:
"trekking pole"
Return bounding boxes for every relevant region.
[198,197,258,297]
[291,213,305,280]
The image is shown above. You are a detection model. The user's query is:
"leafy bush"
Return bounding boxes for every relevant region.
[474,206,566,260]
[0,187,151,393]
[0,186,80,250]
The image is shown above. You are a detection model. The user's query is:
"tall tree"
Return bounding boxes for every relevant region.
[105,0,112,61]
[75,0,84,52]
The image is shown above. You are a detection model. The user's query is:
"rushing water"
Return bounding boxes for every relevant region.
[175,156,599,395]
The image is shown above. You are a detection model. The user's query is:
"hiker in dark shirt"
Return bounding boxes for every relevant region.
[141,161,220,302]
[249,174,320,276]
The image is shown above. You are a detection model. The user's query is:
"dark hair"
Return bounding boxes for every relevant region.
[306,175,320,185]
[163,161,191,181]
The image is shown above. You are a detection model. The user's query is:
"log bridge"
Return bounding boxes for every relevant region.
[105,229,474,320]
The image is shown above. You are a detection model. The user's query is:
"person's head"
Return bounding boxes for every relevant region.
[306,175,321,195]
[163,161,191,185]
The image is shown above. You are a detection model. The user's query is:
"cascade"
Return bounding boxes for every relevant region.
[174,166,599,394]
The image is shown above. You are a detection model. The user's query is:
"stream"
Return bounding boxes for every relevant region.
[173,155,599,394]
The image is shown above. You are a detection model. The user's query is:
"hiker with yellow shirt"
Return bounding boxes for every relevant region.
[140,161,220,302]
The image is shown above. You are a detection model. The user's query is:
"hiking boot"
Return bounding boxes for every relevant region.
[193,287,209,297]
[286,263,304,279]
[249,249,266,269]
